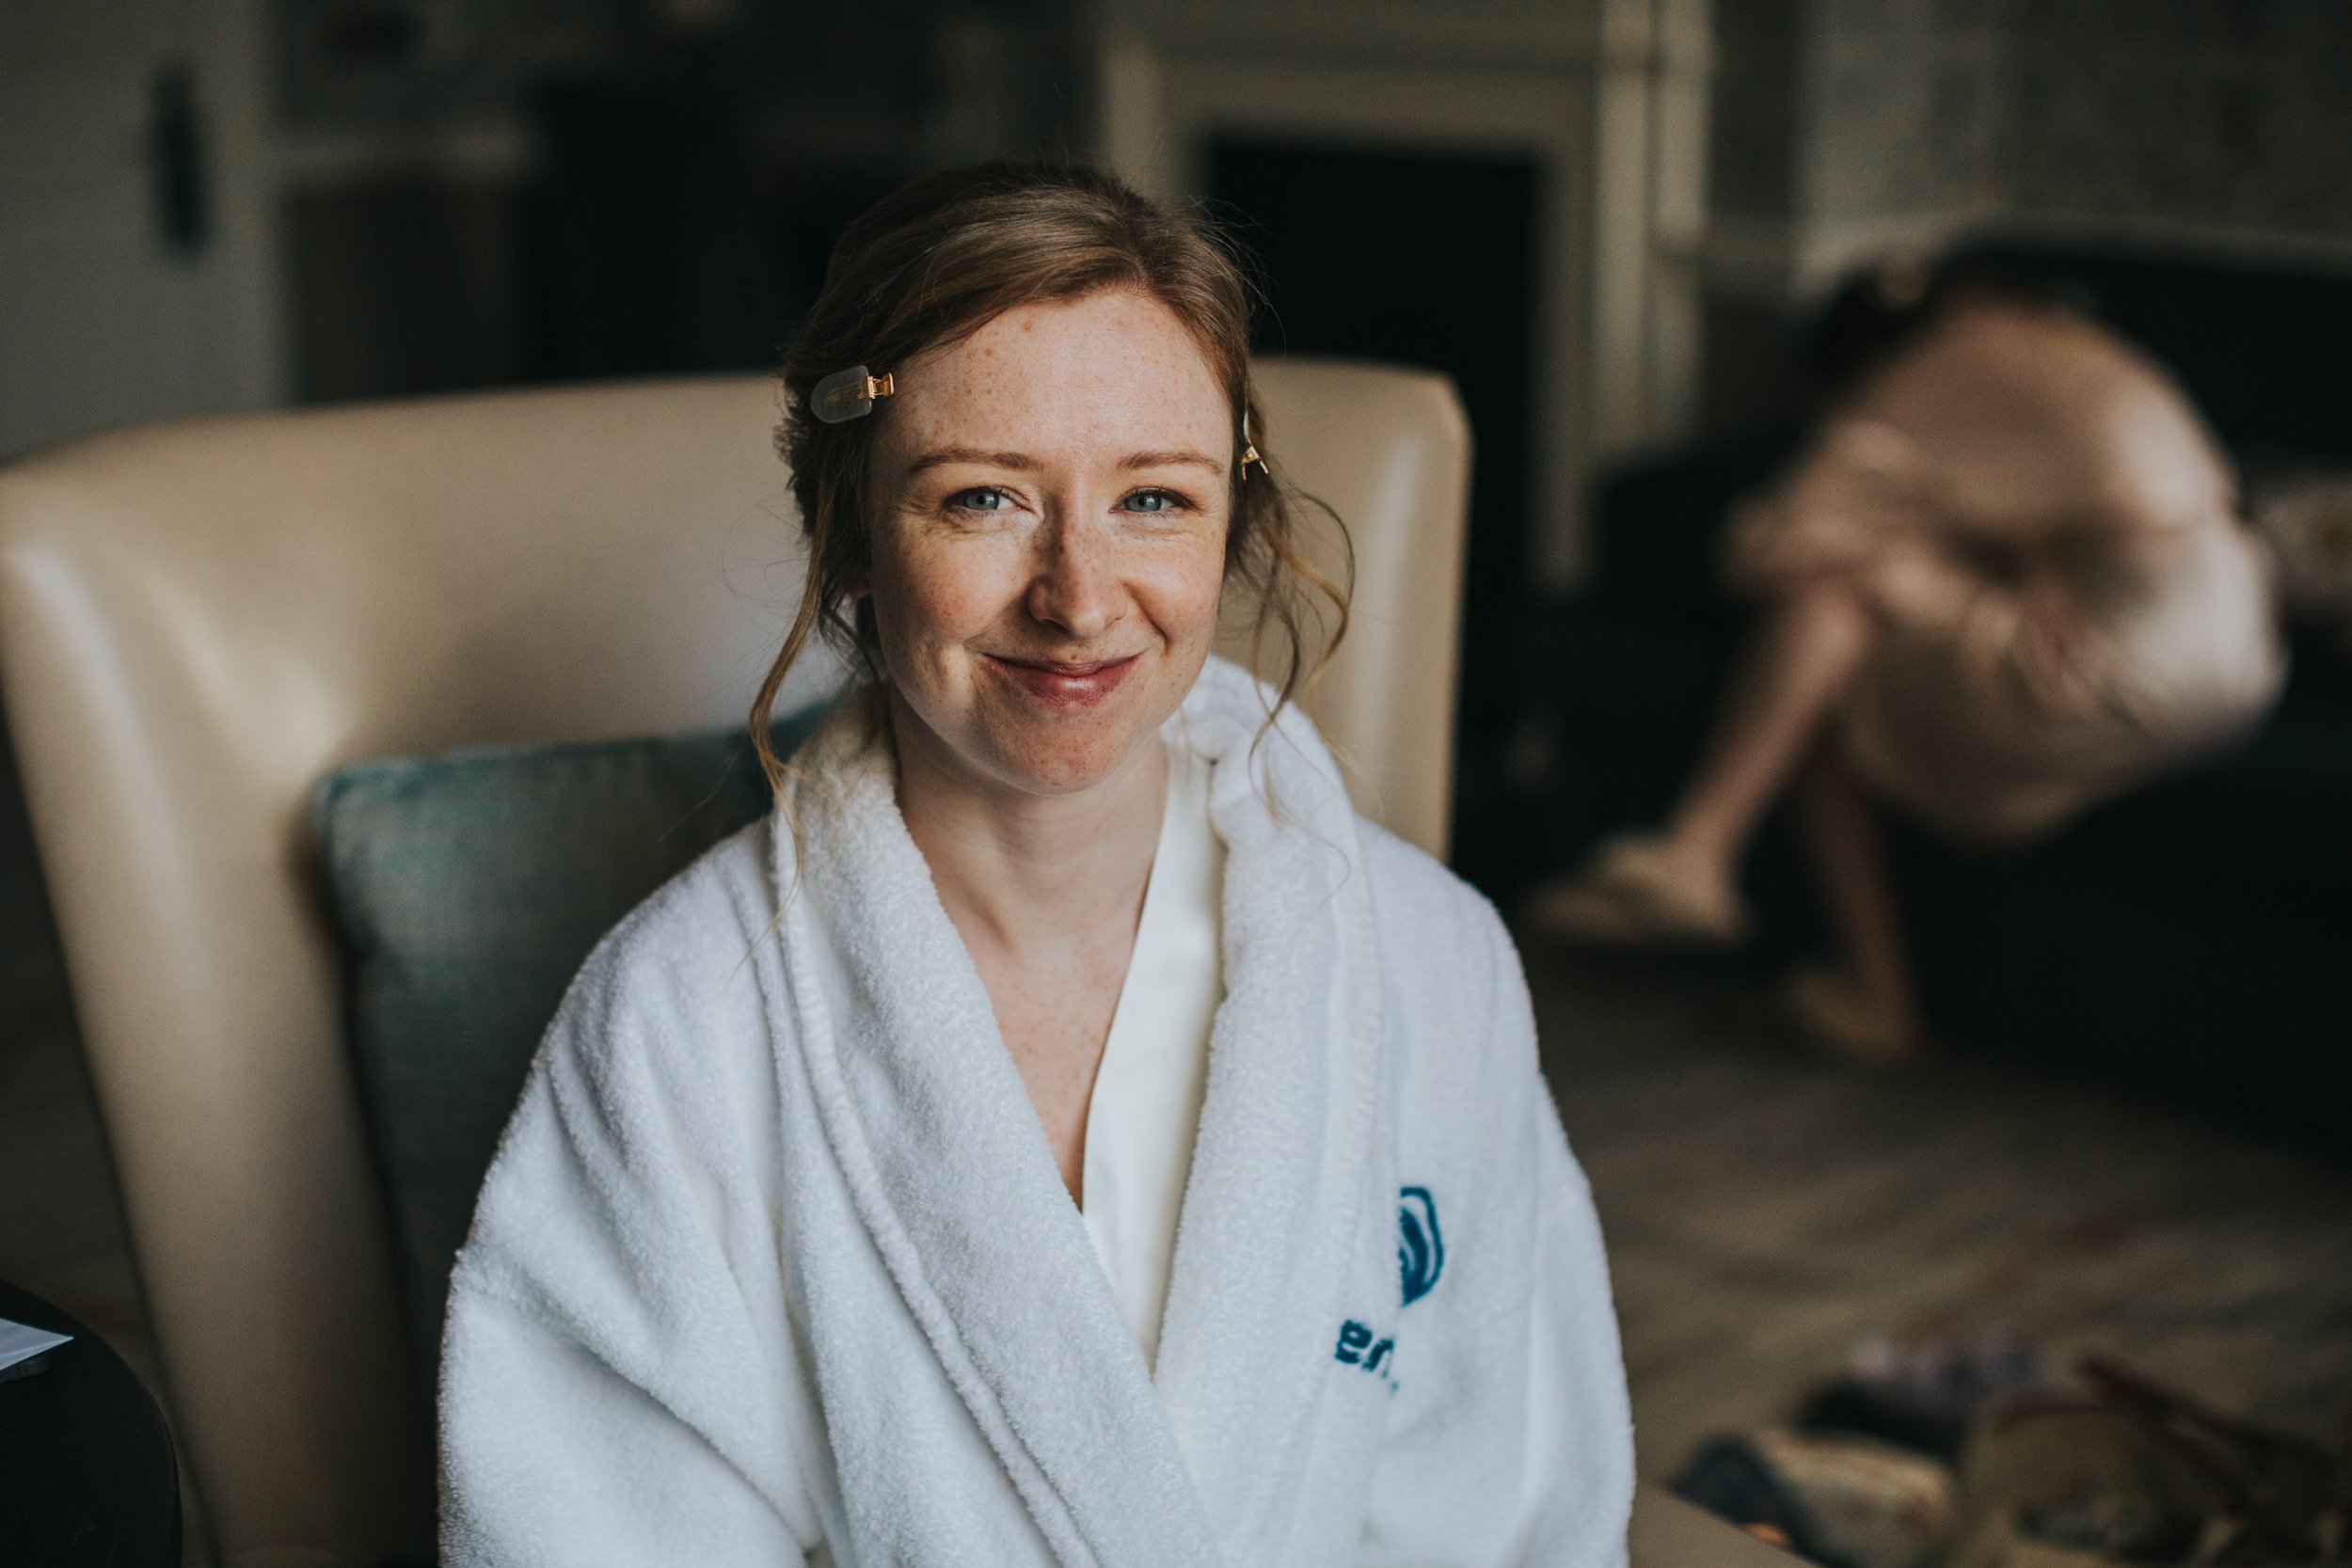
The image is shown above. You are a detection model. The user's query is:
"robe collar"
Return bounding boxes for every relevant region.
[774,657,1391,1565]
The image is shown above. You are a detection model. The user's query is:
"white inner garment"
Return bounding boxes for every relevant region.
[1079,731,1225,1371]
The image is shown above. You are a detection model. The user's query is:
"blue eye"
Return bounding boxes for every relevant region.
[948,486,1009,512]
[1121,489,1184,514]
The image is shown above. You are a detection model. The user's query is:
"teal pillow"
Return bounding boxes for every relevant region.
[314,706,828,1380]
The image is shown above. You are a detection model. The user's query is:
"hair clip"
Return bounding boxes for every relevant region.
[1241,410,1267,477]
[812,365,895,424]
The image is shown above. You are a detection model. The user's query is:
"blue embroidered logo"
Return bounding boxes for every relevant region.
[1398,1186,1444,1307]
[1333,1319,1394,1380]
[1330,1188,1442,1391]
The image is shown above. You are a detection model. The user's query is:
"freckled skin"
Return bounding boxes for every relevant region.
[862,288,1235,1199]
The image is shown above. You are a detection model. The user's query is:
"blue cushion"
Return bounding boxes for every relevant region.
[314,706,828,1378]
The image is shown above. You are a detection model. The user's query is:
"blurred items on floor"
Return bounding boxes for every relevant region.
[1797,1335,2054,1460]
[1672,1337,2352,1568]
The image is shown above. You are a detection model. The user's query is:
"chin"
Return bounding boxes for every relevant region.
[977,674,1189,794]
[983,722,1152,797]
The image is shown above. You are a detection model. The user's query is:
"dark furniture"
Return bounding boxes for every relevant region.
[0,1281,180,1566]
[1515,241,2352,1155]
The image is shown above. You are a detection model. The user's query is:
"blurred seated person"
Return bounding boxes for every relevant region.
[1530,260,2285,1062]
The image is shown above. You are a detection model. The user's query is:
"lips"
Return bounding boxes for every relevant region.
[982,651,1141,710]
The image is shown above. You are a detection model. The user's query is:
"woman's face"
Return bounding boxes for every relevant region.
[864,287,1235,798]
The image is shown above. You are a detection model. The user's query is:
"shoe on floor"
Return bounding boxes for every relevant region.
[1673,1427,1959,1568]
[1523,833,1750,948]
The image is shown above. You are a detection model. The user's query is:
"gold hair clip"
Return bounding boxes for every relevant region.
[1241,410,1267,477]
[812,365,895,424]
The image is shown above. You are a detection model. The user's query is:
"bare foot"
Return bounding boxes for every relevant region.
[1782,965,1921,1067]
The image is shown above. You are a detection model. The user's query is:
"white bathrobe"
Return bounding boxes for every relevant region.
[439,657,1634,1567]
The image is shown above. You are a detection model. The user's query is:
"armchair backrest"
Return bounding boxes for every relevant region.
[0,361,1467,1567]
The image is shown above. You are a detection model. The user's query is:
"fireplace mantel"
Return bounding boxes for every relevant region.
[1093,0,1709,587]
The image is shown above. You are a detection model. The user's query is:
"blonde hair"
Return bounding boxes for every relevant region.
[751,159,1349,797]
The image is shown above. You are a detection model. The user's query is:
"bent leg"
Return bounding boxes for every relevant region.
[1663,575,1880,873]
[1530,575,1879,943]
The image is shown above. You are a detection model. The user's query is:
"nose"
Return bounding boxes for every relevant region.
[1024,511,1122,644]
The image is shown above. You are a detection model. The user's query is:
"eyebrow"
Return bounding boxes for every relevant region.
[906,447,1039,474]
[1120,449,1226,474]
[903,446,1227,475]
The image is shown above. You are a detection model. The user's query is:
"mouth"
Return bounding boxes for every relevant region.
[980,651,1142,710]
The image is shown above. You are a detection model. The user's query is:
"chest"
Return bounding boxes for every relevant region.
[972,936,1134,1184]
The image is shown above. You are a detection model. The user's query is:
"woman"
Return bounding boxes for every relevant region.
[440,163,1633,1566]
[1531,263,2283,1060]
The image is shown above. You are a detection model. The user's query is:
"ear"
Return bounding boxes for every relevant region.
[835,500,879,601]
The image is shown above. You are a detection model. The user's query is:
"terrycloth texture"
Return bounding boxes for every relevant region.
[440,657,1634,1567]
[314,709,829,1379]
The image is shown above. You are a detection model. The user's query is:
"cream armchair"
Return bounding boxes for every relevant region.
[0,364,1779,1567]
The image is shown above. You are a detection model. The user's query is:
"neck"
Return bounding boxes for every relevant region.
[890,691,1169,956]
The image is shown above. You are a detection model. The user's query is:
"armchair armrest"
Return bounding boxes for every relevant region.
[1630,1482,1794,1567]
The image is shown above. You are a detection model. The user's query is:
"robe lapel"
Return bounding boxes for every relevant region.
[1149,665,1398,1560]
[778,705,1222,1568]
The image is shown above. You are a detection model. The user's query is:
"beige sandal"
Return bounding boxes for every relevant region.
[1524,833,1750,947]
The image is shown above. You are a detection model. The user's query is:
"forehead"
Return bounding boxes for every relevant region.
[889,288,1229,448]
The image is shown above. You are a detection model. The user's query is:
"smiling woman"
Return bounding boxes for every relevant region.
[754,161,1337,800]
[437,162,1635,1568]
[870,290,1233,794]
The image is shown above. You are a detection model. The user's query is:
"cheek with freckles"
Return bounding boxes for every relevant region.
[1138,542,1227,653]
[870,523,1030,681]
[861,496,1025,690]
[865,515,1231,793]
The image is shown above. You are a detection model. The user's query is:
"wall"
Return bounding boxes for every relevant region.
[271,0,1089,399]
[1697,0,2352,436]
[0,0,287,460]
[2001,0,2352,260]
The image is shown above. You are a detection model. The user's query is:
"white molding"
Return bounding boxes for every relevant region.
[1096,0,1609,71]
[194,0,291,408]
[1704,209,1988,303]
[1095,0,1710,589]
[1585,0,1711,532]
[1643,40,1708,441]
[1994,209,2352,273]
[1120,45,1597,587]
[1707,205,2352,311]
[273,119,540,190]
[1096,33,1173,206]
